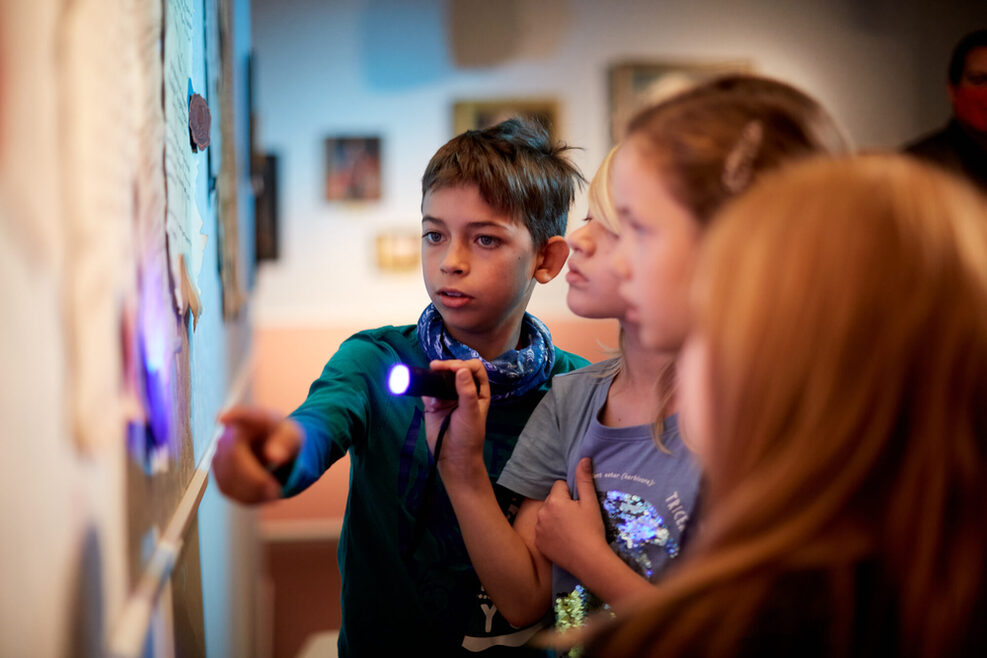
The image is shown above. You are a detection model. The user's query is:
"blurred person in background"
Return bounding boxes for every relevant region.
[905,28,987,192]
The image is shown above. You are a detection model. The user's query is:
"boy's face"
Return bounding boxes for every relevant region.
[421,184,541,356]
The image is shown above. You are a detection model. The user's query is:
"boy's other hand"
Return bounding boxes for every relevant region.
[212,406,303,504]
[535,457,608,572]
[422,359,490,484]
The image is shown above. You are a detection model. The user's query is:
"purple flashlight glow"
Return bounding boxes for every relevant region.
[388,364,410,395]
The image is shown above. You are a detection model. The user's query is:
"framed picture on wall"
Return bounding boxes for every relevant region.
[254,153,279,262]
[452,98,560,140]
[324,136,382,201]
[609,59,753,143]
[375,229,420,274]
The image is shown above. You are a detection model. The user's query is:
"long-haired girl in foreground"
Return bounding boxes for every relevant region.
[585,154,987,657]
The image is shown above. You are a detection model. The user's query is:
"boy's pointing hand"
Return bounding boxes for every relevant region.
[212,405,303,504]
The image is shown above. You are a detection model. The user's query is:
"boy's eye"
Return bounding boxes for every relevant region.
[476,235,502,248]
[422,231,443,244]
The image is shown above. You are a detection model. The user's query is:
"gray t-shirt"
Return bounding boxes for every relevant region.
[498,358,701,629]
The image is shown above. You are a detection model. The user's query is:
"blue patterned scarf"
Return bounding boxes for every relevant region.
[416,304,555,402]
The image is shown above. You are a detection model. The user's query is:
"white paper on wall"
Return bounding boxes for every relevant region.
[163,0,207,323]
[57,0,140,454]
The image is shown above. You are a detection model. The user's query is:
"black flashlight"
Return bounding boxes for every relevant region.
[387,364,473,399]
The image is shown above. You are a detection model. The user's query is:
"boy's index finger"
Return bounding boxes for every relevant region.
[453,367,479,401]
[462,359,490,399]
[218,404,278,426]
[217,405,282,445]
[428,358,467,372]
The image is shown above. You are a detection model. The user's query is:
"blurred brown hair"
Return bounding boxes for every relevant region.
[585,155,987,657]
[625,73,851,224]
[617,74,850,441]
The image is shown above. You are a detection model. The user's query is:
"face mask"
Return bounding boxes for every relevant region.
[952,86,987,133]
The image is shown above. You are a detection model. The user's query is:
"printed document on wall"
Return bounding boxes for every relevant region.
[163,0,206,321]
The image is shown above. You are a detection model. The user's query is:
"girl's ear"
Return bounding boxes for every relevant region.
[533,235,570,284]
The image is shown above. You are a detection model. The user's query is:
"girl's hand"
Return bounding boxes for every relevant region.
[535,457,610,572]
[421,359,491,485]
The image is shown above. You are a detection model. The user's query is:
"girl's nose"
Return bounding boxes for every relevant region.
[566,223,594,255]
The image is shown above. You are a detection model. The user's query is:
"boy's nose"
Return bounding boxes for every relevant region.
[440,242,469,274]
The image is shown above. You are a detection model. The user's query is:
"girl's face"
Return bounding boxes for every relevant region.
[678,331,713,461]
[564,216,627,319]
[611,138,704,352]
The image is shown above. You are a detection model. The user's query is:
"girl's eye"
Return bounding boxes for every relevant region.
[629,219,649,235]
[422,231,443,244]
[619,214,648,237]
[476,235,502,248]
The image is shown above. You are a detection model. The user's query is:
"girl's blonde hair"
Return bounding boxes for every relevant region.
[586,145,620,234]
[587,145,681,450]
[585,155,987,658]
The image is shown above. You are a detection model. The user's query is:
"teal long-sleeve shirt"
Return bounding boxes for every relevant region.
[284,324,589,657]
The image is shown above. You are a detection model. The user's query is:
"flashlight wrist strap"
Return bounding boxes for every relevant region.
[432,412,451,464]
[407,412,452,557]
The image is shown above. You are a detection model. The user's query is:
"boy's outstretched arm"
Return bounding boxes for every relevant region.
[212,406,304,504]
[535,457,656,610]
[423,359,553,628]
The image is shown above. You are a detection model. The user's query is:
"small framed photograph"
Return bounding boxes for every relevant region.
[609,60,752,143]
[324,136,382,201]
[254,153,279,262]
[452,99,560,140]
[375,229,420,274]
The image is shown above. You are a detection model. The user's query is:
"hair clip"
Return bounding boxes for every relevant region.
[722,120,764,194]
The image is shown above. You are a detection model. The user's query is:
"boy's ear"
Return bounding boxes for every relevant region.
[533,236,570,284]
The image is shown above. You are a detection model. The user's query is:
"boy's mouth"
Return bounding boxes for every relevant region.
[436,288,473,309]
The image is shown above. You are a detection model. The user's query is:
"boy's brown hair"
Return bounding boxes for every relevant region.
[422,117,585,247]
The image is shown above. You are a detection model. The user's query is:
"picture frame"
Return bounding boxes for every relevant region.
[452,98,560,140]
[609,59,753,143]
[254,153,279,262]
[324,136,382,201]
[375,229,420,274]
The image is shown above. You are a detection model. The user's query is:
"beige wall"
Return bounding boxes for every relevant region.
[250,0,984,332]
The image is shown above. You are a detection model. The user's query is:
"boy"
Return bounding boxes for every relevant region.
[212,118,588,656]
